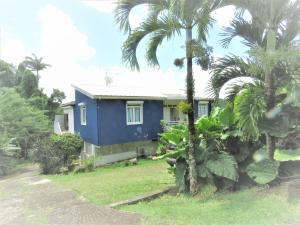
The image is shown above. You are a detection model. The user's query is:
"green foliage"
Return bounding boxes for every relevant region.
[0,88,51,158]
[274,149,300,162]
[174,158,189,193]
[83,156,95,172]
[205,152,238,181]
[177,101,192,114]
[218,104,235,127]
[246,159,280,185]
[234,85,265,140]
[159,110,241,192]
[31,138,62,174]
[49,133,83,163]
[59,166,69,175]
[74,165,86,174]
[19,71,38,98]
[32,133,83,174]
[160,124,188,146]
[0,60,18,88]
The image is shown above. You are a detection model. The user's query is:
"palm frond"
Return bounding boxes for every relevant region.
[220,18,264,48]
[207,55,251,98]
[234,82,265,140]
[146,14,182,67]
[115,0,151,34]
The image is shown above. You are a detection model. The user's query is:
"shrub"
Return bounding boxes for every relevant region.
[59,166,69,175]
[32,133,83,174]
[50,133,83,164]
[74,165,86,174]
[83,157,95,172]
[31,138,62,174]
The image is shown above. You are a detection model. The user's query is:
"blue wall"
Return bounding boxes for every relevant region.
[73,90,213,146]
[98,100,163,146]
[74,90,100,145]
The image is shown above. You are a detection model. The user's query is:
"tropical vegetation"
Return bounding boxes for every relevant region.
[0,57,66,175]
[115,0,219,194]
[116,0,300,194]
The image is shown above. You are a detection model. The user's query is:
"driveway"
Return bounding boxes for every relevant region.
[0,165,141,225]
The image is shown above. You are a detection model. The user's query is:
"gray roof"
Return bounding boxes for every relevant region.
[72,84,213,101]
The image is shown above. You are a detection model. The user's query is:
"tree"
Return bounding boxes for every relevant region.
[0,88,51,158]
[23,54,51,87]
[0,60,17,88]
[115,0,219,193]
[210,0,300,159]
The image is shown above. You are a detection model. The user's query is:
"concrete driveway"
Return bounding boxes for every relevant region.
[0,166,141,225]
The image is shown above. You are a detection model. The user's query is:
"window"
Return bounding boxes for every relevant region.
[63,113,69,130]
[198,102,209,117]
[170,107,180,122]
[79,103,86,125]
[126,101,143,125]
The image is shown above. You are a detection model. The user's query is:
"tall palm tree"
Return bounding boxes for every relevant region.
[23,54,51,87]
[115,0,219,194]
[210,0,300,159]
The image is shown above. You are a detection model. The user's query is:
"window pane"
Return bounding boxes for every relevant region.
[170,107,179,121]
[81,106,86,124]
[127,107,133,123]
[199,104,208,117]
[135,107,140,122]
[83,108,86,123]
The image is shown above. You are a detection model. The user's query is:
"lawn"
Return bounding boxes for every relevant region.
[48,159,300,225]
[47,159,174,206]
[122,186,300,225]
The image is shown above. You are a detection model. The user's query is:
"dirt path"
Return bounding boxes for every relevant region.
[0,165,141,225]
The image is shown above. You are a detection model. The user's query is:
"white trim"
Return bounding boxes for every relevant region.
[127,100,144,104]
[72,85,95,99]
[199,100,209,104]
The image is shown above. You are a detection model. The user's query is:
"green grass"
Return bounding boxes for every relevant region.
[47,159,174,206]
[122,187,300,225]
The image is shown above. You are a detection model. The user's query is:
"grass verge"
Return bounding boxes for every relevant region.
[47,159,174,206]
[121,186,300,225]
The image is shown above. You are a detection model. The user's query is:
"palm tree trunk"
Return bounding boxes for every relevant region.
[265,71,276,159]
[186,27,198,194]
[265,28,276,160]
[36,69,39,87]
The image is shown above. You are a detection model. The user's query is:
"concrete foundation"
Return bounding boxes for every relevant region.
[83,140,157,167]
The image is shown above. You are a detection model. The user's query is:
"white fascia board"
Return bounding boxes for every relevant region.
[95,95,165,100]
[71,84,95,99]
[127,100,144,104]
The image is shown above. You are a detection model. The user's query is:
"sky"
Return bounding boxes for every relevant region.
[0,0,249,101]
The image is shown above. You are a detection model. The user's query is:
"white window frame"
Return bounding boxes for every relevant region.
[198,101,209,118]
[79,103,86,126]
[126,101,143,125]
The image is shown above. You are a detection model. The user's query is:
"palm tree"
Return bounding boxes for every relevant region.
[210,0,300,159]
[115,0,219,194]
[23,54,51,87]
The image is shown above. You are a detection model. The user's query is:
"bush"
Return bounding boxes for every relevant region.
[83,156,95,172]
[59,166,69,175]
[50,133,83,164]
[31,138,62,174]
[74,165,86,174]
[32,133,83,174]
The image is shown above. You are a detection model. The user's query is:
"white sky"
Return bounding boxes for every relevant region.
[0,3,236,102]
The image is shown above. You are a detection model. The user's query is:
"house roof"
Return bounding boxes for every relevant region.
[72,84,213,101]
[61,101,75,107]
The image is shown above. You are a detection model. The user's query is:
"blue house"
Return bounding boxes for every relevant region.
[61,84,213,166]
